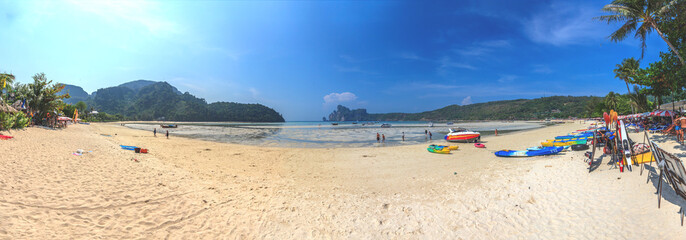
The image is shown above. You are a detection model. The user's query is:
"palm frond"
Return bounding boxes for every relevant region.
[609,20,638,42]
[656,0,680,16]
[635,23,650,59]
[595,14,630,23]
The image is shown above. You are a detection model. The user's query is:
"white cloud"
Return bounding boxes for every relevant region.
[249,87,259,98]
[497,75,518,83]
[461,96,473,105]
[323,92,357,104]
[66,0,180,37]
[453,39,511,57]
[532,64,553,74]
[398,52,422,60]
[439,57,477,71]
[480,40,511,48]
[523,3,607,46]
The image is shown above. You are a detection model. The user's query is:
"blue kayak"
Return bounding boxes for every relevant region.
[555,133,593,139]
[120,145,139,150]
[495,146,564,157]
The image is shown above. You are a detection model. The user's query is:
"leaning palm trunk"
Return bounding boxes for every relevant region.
[649,20,685,65]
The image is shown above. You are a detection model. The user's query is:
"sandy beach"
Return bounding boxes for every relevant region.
[2,122,686,239]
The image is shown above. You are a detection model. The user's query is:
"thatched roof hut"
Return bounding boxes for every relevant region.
[0,101,18,113]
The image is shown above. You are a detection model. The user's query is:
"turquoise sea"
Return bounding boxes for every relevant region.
[125,121,545,148]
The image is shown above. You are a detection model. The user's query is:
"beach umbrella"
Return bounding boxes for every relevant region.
[650,110,675,117]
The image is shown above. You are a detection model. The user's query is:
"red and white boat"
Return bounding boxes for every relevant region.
[444,128,481,142]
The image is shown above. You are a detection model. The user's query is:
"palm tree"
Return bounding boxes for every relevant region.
[605,92,619,111]
[596,0,685,65]
[613,57,641,94]
[1,73,15,100]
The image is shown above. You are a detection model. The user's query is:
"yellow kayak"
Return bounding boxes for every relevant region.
[541,140,587,147]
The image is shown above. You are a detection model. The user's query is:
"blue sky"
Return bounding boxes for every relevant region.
[0,0,671,120]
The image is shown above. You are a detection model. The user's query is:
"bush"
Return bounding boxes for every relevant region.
[13,112,30,129]
[0,112,15,130]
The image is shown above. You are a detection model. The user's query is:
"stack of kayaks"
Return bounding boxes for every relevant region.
[541,137,590,147]
[494,146,564,157]
[427,144,457,154]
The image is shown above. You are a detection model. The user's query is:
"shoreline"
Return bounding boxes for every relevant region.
[120,120,555,149]
[2,121,686,238]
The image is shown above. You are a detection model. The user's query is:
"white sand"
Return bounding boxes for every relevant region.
[1,122,685,239]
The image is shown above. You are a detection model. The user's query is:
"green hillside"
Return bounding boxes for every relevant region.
[88,82,284,122]
[328,96,601,121]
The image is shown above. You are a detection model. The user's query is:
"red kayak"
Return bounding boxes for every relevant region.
[474,143,485,148]
[0,135,13,140]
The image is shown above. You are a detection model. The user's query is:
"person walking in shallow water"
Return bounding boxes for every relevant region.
[376,133,380,143]
[402,132,405,141]
[382,134,385,143]
[429,131,432,140]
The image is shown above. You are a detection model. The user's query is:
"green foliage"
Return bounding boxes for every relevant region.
[75,101,87,114]
[61,103,77,118]
[596,0,685,63]
[13,111,30,129]
[85,112,126,122]
[0,112,15,130]
[26,73,70,125]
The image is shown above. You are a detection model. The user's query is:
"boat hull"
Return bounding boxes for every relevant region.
[444,134,480,142]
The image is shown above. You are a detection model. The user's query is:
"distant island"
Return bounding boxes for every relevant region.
[59,80,285,122]
[326,96,601,121]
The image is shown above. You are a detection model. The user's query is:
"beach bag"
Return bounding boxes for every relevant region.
[571,144,589,151]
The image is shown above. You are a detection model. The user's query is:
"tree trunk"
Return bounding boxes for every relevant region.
[650,21,686,66]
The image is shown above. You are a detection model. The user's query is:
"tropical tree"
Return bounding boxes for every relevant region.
[605,91,620,110]
[614,57,641,94]
[627,85,653,112]
[26,73,70,124]
[75,101,87,114]
[1,73,15,101]
[596,0,685,65]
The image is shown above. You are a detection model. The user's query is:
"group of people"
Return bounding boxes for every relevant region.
[375,130,433,143]
[153,128,169,139]
[673,115,686,143]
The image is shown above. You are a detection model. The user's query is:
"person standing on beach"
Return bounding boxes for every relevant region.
[376,133,380,143]
[382,134,385,143]
[153,128,157,137]
[425,129,427,135]
[402,132,405,141]
[166,130,169,139]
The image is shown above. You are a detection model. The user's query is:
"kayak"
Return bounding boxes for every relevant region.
[429,144,458,150]
[527,146,570,151]
[555,133,593,139]
[427,147,451,154]
[495,146,564,157]
[541,140,587,147]
[544,137,592,143]
[120,145,139,150]
[474,143,486,148]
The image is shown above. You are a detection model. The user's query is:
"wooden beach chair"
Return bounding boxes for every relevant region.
[647,140,686,225]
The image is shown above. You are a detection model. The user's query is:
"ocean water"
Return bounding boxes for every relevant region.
[125,121,545,148]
